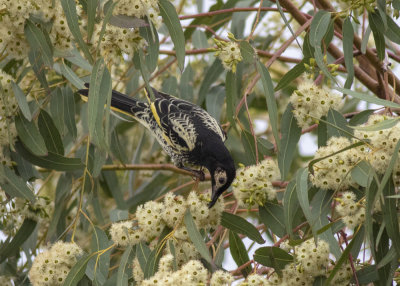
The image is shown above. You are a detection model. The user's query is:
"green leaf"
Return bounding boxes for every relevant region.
[159,0,185,71]
[239,41,256,63]
[352,118,399,131]
[310,189,341,259]
[109,209,129,222]
[351,161,372,187]
[109,15,147,28]
[0,219,37,263]
[368,11,385,61]
[313,276,327,285]
[221,212,265,244]
[86,0,98,40]
[117,245,134,286]
[349,109,375,126]
[278,103,301,180]
[337,85,400,107]
[361,27,371,54]
[15,141,84,171]
[15,114,47,156]
[0,165,35,201]
[11,81,32,120]
[136,242,151,272]
[352,265,379,284]
[343,17,355,89]
[254,247,293,272]
[192,30,208,49]
[59,62,86,89]
[64,253,93,286]
[184,209,212,263]
[385,17,400,44]
[63,86,77,138]
[179,64,194,101]
[382,178,400,257]
[309,11,331,48]
[259,203,286,238]
[144,240,166,279]
[226,71,237,127]
[256,60,279,149]
[24,19,53,67]
[283,179,299,237]
[198,59,224,105]
[326,109,352,139]
[101,168,127,210]
[28,50,49,90]
[229,230,252,277]
[275,61,306,91]
[50,88,65,135]
[61,0,94,63]
[86,227,112,285]
[206,85,225,123]
[88,59,111,143]
[140,23,159,74]
[38,109,64,155]
[296,168,312,225]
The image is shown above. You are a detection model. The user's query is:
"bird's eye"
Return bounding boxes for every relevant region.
[219,177,226,184]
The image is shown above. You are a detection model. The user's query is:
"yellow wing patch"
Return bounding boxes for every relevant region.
[150,102,162,128]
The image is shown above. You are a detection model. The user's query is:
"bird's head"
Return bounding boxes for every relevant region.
[208,157,236,208]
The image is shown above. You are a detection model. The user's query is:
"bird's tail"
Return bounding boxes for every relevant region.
[78,83,144,118]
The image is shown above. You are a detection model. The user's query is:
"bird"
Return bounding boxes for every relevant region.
[78,84,236,208]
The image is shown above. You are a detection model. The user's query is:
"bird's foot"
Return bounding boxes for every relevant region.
[178,165,205,181]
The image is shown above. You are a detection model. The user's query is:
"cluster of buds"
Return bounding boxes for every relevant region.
[290,80,343,128]
[304,57,340,81]
[213,33,243,73]
[335,191,365,229]
[29,242,83,286]
[310,136,363,191]
[232,158,281,208]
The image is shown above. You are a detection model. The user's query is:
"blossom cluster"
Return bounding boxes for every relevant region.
[354,114,400,174]
[214,35,243,73]
[266,239,352,285]
[290,81,343,128]
[335,191,365,229]
[113,0,161,27]
[141,255,234,286]
[109,191,224,282]
[232,158,280,208]
[310,136,363,191]
[0,0,74,58]
[29,241,83,286]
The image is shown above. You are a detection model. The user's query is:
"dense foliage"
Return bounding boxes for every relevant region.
[0,0,400,285]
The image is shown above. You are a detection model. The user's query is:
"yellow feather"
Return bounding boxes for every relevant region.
[150,102,162,128]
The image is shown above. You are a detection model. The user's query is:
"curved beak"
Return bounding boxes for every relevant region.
[208,184,218,208]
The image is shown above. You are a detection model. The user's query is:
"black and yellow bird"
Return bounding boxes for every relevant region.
[78,85,235,208]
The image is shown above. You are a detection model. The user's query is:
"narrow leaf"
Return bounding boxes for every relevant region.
[221,212,265,244]
[0,165,35,202]
[15,115,47,156]
[184,210,212,263]
[15,141,84,171]
[278,103,301,180]
[259,203,286,238]
[256,61,279,149]
[64,253,93,286]
[229,230,252,277]
[38,109,64,155]
[275,61,306,91]
[117,245,134,286]
[24,20,53,67]
[159,0,185,71]
[343,17,355,89]
[254,247,293,272]
[61,0,94,63]
[59,62,85,89]
[283,179,299,237]
[11,81,32,120]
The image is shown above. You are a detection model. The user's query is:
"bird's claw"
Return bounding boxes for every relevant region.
[192,170,205,181]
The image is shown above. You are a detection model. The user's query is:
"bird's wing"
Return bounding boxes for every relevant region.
[160,111,197,152]
[151,89,226,142]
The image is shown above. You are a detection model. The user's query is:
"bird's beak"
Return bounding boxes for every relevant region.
[208,184,218,208]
